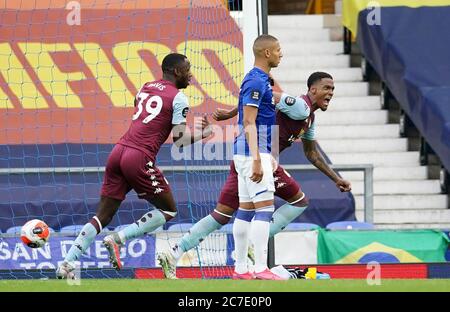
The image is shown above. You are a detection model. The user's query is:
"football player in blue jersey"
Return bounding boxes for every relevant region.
[231,34,283,280]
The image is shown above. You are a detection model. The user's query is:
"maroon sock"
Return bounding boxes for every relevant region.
[89,218,101,234]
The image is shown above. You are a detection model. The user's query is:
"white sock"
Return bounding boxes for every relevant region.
[233,218,252,274]
[251,205,274,273]
[251,219,270,273]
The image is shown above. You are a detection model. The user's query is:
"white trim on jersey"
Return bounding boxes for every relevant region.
[172,91,189,125]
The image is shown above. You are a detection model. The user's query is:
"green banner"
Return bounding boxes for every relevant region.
[317,229,449,264]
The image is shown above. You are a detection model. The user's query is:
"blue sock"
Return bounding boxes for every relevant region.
[269,203,306,237]
[65,223,97,262]
[233,208,255,274]
[178,215,222,254]
[118,209,166,243]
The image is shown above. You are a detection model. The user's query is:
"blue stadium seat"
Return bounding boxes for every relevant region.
[283,222,320,231]
[326,221,374,230]
[6,226,22,234]
[167,223,193,232]
[114,224,131,232]
[60,224,111,235]
[152,226,164,233]
[6,225,55,234]
[218,223,234,233]
[60,225,84,235]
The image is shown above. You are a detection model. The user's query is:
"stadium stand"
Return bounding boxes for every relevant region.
[218,223,234,233]
[6,226,22,234]
[114,224,132,232]
[356,6,450,176]
[283,222,320,231]
[6,225,57,234]
[167,223,194,232]
[60,225,87,235]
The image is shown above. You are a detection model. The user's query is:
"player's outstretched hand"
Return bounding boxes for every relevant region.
[199,115,213,138]
[273,91,282,104]
[336,179,352,192]
[213,108,233,121]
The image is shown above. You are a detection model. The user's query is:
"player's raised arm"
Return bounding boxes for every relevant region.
[302,138,352,192]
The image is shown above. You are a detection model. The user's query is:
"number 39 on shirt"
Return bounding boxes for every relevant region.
[132,92,163,123]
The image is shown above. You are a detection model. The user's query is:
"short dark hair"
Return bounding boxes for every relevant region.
[254,34,278,46]
[307,72,333,90]
[162,53,187,74]
[253,34,279,55]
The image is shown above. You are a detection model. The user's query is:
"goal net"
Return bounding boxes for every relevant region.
[0,0,244,279]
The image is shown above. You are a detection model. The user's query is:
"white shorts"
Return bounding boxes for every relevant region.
[233,153,275,203]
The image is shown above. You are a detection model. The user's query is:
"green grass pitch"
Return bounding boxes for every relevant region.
[0,279,449,292]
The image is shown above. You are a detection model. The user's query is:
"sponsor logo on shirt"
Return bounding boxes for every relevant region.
[182,107,189,118]
[285,96,296,106]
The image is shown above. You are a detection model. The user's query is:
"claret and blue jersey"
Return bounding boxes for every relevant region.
[234,67,276,156]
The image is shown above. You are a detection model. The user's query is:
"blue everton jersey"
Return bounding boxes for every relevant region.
[234,67,276,156]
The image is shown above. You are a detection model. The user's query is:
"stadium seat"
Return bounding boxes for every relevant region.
[60,225,85,235]
[283,222,320,231]
[326,221,374,230]
[6,225,55,234]
[6,226,22,234]
[60,224,112,235]
[152,226,164,233]
[167,223,193,232]
[218,223,234,233]
[114,224,131,232]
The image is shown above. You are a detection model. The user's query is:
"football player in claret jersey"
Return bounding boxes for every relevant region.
[158,72,351,279]
[56,53,212,279]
